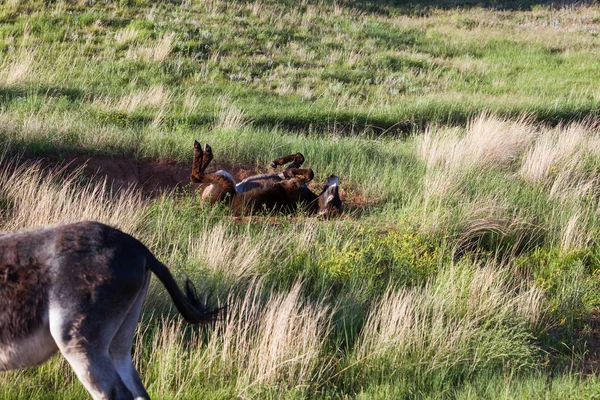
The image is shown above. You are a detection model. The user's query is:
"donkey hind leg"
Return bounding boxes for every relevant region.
[191,141,204,183]
[201,143,214,172]
[49,301,139,399]
[270,153,305,170]
[109,274,151,400]
[192,142,215,182]
[283,168,314,183]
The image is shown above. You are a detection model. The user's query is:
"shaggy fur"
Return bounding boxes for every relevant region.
[190,141,342,216]
[0,221,220,400]
[0,243,51,345]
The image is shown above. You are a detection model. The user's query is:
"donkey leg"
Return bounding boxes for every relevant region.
[109,275,151,400]
[282,168,314,183]
[200,143,214,172]
[201,173,236,204]
[191,140,204,183]
[192,142,215,179]
[49,309,135,399]
[270,152,305,169]
[54,344,133,400]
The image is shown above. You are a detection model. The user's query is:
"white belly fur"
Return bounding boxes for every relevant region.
[202,184,216,200]
[203,170,239,201]
[0,318,58,371]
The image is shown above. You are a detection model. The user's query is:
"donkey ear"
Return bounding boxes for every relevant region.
[323,175,339,190]
[194,140,201,149]
[323,184,339,203]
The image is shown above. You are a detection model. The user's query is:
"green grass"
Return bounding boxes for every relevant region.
[1,1,600,139]
[2,0,600,399]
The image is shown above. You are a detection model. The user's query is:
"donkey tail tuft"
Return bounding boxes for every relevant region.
[147,254,223,324]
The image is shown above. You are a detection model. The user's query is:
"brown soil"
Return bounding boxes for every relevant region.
[579,309,600,375]
[12,153,269,199]
[8,153,373,212]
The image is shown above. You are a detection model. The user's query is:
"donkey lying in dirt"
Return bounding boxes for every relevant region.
[0,221,220,400]
[190,141,342,217]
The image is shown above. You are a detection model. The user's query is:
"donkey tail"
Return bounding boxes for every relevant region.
[146,252,222,324]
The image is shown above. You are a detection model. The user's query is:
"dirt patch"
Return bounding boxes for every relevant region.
[579,309,600,375]
[341,187,377,214]
[7,153,269,199]
[4,153,373,214]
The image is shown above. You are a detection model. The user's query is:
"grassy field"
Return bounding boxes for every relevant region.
[1,0,600,398]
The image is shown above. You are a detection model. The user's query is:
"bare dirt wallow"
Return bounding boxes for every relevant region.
[9,153,266,198]
[3,153,369,212]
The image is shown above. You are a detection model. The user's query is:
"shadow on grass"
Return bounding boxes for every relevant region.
[97,102,600,137]
[331,0,594,14]
[0,85,86,104]
[227,0,594,16]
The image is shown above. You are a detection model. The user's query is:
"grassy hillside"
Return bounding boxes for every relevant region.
[1,1,600,399]
[1,0,600,147]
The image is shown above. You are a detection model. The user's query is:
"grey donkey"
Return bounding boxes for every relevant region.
[0,221,221,399]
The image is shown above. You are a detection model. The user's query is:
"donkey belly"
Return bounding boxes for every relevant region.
[0,322,58,371]
[202,184,216,201]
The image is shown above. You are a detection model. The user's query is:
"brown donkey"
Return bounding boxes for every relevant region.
[190,141,342,216]
[0,221,221,400]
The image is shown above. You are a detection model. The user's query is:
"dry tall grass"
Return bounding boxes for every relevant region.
[136,280,333,397]
[187,223,278,279]
[182,90,201,114]
[519,123,588,183]
[214,96,248,130]
[127,32,175,62]
[0,158,144,235]
[220,281,332,392]
[115,26,141,45]
[419,114,536,172]
[355,261,544,378]
[0,47,36,86]
[519,122,600,203]
[419,114,600,252]
[92,85,172,114]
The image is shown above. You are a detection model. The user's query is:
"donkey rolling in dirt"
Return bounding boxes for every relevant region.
[190,141,342,217]
[0,221,220,400]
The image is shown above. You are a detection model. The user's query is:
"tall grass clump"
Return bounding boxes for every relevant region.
[417,114,538,237]
[128,32,175,62]
[186,221,318,281]
[418,113,541,211]
[137,280,333,397]
[92,85,172,114]
[419,113,536,173]
[216,280,332,393]
[0,46,36,86]
[519,123,589,184]
[352,261,544,394]
[416,114,600,259]
[0,158,144,235]
[214,95,248,130]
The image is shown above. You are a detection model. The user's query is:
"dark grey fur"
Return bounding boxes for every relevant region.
[0,221,220,400]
